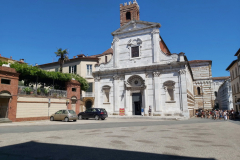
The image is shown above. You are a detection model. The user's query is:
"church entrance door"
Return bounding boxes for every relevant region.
[132,93,142,115]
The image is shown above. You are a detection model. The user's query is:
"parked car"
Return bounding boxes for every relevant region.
[78,108,108,120]
[50,109,77,122]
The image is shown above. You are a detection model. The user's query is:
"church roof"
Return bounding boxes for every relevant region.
[189,60,212,64]
[89,48,113,58]
[211,76,230,80]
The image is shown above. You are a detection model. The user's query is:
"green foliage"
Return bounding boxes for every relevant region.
[0,60,89,91]
[23,87,32,93]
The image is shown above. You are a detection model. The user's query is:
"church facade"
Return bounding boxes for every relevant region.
[93,1,195,118]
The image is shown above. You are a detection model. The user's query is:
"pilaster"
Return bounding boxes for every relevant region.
[113,75,120,112]
[179,69,189,117]
[112,37,119,68]
[153,71,161,112]
[152,29,160,63]
[94,76,101,108]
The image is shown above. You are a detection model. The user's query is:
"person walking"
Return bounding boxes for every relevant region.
[148,106,152,116]
[223,110,227,121]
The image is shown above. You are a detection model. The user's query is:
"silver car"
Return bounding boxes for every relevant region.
[50,110,77,122]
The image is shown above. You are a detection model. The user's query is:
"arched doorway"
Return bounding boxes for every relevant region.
[71,96,77,112]
[85,100,92,109]
[0,91,11,118]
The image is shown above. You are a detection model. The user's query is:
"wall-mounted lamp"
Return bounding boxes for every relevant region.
[66,99,69,106]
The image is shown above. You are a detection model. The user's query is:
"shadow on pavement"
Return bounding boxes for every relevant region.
[0,141,216,160]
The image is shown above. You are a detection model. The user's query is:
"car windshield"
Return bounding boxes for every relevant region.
[96,109,106,112]
[68,110,76,114]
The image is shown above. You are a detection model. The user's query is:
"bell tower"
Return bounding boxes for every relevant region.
[120,0,140,27]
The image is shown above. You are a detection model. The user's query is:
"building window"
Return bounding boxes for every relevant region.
[69,65,77,74]
[1,79,11,85]
[87,65,92,76]
[72,88,76,92]
[232,71,235,79]
[126,12,131,20]
[163,81,175,102]
[55,68,59,72]
[197,87,201,95]
[105,56,107,63]
[131,46,139,58]
[102,85,111,103]
[235,68,238,77]
[86,83,93,92]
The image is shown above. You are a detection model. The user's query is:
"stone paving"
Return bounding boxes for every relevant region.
[0,118,239,160]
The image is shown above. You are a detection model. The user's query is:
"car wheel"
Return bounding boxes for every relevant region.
[50,116,54,121]
[95,115,99,120]
[64,117,69,122]
[101,118,105,120]
[78,115,82,120]
[73,120,76,122]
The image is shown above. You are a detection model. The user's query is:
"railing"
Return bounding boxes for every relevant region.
[82,92,94,97]
[18,86,67,98]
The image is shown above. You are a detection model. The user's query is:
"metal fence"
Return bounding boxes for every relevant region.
[18,86,67,98]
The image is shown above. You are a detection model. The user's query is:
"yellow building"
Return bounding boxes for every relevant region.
[0,54,24,63]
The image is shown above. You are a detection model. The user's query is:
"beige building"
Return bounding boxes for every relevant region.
[189,60,214,111]
[38,50,112,111]
[226,48,240,112]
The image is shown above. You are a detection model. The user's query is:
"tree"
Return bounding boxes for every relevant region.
[54,48,69,73]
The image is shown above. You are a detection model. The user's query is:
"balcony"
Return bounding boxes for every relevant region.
[82,92,94,97]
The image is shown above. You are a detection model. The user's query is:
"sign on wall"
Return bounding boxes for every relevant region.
[119,108,125,116]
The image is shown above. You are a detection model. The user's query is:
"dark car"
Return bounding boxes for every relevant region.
[78,108,108,120]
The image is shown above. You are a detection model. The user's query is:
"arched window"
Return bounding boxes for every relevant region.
[163,81,175,102]
[197,87,201,95]
[126,12,131,20]
[102,85,111,103]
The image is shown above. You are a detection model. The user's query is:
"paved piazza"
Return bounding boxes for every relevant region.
[0,118,239,160]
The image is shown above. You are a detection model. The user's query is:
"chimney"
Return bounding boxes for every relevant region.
[0,54,1,57]
[73,56,76,58]
[20,59,24,62]
[10,56,12,59]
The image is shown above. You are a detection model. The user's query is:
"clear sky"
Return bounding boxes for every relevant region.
[0,0,239,77]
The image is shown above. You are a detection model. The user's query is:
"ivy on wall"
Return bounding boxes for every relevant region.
[0,60,89,91]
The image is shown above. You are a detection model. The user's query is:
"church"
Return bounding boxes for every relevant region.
[92,0,195,118]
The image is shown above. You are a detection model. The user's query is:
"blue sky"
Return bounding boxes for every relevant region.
[0,0,239,77]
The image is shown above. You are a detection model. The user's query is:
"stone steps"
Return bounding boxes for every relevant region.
[0,118,12,123]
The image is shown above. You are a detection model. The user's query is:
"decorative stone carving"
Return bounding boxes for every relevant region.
[153,71,161,77]
[94,76,101,82]
[145,72,151,78]
[112,37,119,45]
[163,81,175,87]
[125,75,146,90]
[179,69,186,75]
[151,29,160,34]
[113,75,120,80]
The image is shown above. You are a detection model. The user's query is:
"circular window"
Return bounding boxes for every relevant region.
[134,80,138,84]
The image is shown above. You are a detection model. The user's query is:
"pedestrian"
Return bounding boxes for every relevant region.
[227,110,230,120]
[219,110,222,120]
[141,108,144,116]
[223,110,227,121]
[148,106,152,116]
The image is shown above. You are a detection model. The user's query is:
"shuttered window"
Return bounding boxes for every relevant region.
[69,65,77,74]
[131,46,139,58]
[86,83,93,92]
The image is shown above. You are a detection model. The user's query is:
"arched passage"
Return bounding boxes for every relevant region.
[85,100,92,109]
[0,91,11,118]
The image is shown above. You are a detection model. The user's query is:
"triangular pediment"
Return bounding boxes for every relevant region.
[112,20,161,36]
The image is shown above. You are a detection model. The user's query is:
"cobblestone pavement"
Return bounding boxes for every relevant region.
[0,118,239,160]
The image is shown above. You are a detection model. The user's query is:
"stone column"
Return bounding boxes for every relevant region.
[153,71,161,112]
[152,29,160,63]
[179,69,189,117]
[124,89,130,116]
[144,73,149,115]
[113,75,119,112]
[94,76,101,108]
[112,37,119,68]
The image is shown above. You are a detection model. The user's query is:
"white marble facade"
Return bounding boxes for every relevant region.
[93,20,193,118]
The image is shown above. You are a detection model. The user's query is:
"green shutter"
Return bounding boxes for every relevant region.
[74,65,77,74]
